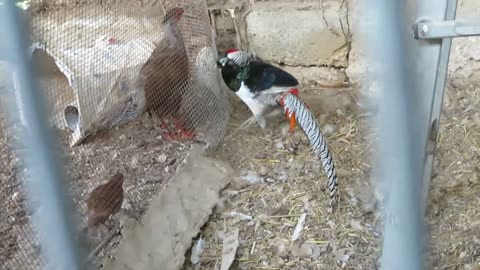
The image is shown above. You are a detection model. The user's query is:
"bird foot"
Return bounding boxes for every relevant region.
[172,118,196,140]
[239,116,258,130]
[162,129,196,141]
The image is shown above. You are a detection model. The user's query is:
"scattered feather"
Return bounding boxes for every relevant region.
[224,211,253,221]
[190,235,204,265]
[221,228,239,270]
[291,213,307,241]
[240,171,264,184]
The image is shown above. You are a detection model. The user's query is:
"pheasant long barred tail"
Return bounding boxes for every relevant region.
[108,96,142,129]
[277,92,339,210]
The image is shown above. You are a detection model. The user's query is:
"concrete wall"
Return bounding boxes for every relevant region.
[448,0,480,85]
[209,0,350,68]
[344,0,480,99]
[210,0,480,89]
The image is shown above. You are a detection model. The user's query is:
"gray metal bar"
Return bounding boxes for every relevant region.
[365,0,424,269]
[411,0,457,217]
[413,17,480,39]
[0,2,84,270]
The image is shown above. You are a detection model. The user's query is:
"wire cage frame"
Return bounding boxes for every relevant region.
[0,0,231,269]
[2,0,480,269]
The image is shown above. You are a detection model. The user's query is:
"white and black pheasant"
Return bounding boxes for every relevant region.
[217,49,300,134]
[217,49,339,210]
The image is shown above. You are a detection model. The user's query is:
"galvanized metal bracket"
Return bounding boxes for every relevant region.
[411,0,480,215]
[413,16,480,39]
[409,0,459,216]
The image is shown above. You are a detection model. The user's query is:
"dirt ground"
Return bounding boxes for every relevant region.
[0,113,194,269]
[1,69,480,270]
[184,79,480,270]
[184,86,380,270]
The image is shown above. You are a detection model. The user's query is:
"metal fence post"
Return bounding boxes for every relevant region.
[364,0,425,269]
[409,0,458,216]
[0,1,84,269]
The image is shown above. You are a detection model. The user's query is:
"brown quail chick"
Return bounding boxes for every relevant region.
[86,172,124,232]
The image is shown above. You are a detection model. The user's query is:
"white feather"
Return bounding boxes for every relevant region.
[190,235,204,265]
[292,213,307,241]
[256,86,296,95]
[236,83,297,129]
[236,82,268,119]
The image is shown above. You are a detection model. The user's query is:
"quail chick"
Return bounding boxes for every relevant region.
[86,172,124,230]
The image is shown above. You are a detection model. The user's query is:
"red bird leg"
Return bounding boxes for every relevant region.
[283,107,296,135]
[288,112,296,135]
[158,118,178,141]
[172,118,195,139]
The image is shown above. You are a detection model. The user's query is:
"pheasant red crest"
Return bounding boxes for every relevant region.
[226,48,239,54]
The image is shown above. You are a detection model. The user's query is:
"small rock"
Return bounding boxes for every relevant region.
[265,177,276,183]
[274,141,284,150]
[291,243,313,258]
[258,165,268,176]
[311,245,322,259]
[164,166,170,172]
[278,171,288,182]
[241,171,263,184]
[7,215,16,224]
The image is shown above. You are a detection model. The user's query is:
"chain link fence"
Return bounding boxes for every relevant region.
[0,0,230,268]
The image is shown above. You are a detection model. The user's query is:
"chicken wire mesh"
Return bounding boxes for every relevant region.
[0,0,230,269]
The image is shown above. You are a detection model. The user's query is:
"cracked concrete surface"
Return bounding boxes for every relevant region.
[102,144,234,270]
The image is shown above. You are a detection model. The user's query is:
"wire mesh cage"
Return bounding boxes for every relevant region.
[0,0,230,269]
[7,0,480,268]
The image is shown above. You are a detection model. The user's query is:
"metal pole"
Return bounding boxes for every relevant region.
[0,2,84,270]
[364,0,424,270]
[412,0,457,217]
